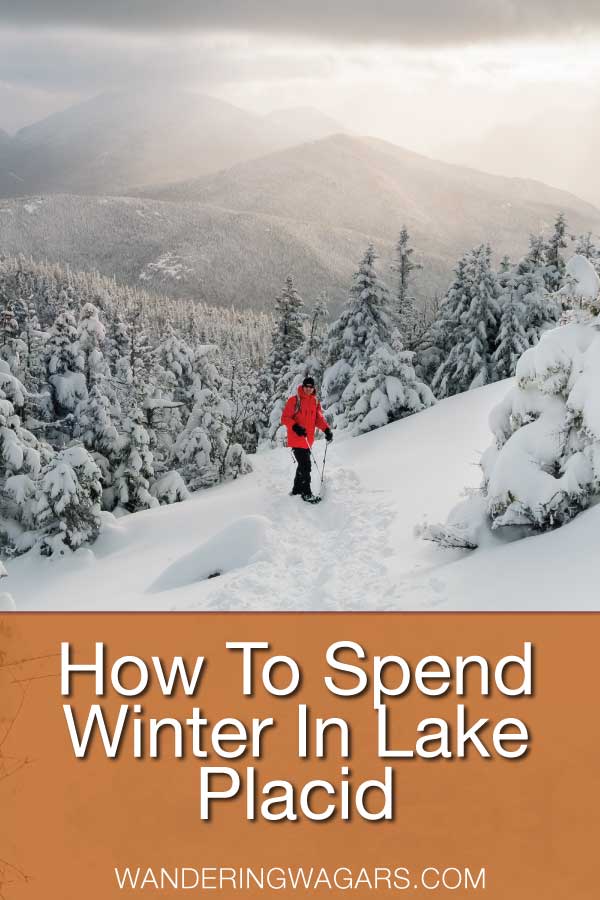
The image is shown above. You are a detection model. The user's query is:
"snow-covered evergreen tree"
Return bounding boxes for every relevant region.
[322,244,432,431]
[432,245,501,398]
[44,306,86,424]
[544,212,568,292]
[342,338,434,435]
[0,292,24,377]
[111,410,159,513]
[413,293,445,385]
[20,299,45,390]
[482,318,600,531]
[525,234,545,270]
[391,226,422,349]
[267,276,305,381]
[174,386,251,491]
[515,259,559,345]
[268,294,329,444]
[105,311,131,386]
[154,323,195,412]
[220,359,259,455]
[77,302,110,390]
[75,384,121,496]
[123,303,154,411]
[0,378,46,555]
[493,257,559,379]
[35,445,102,555]
[256,276,306,438]
[493,278,530,380]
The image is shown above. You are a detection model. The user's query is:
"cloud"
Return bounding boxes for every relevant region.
[1,1,599,45]
[0,29,336,96]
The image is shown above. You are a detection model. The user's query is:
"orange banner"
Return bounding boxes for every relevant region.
[1,613,598,898]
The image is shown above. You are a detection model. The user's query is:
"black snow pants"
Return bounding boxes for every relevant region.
[292,448,312,496]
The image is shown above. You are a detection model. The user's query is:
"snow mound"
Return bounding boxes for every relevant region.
[147,515,272,593]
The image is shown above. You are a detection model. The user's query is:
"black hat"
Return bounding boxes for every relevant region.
[302,376,315,388]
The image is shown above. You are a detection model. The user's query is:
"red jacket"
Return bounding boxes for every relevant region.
[281,386,330,448]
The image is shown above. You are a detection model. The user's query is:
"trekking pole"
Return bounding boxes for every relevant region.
[305,437,329,493]
[304,437,319,467]
[318,440,329,495]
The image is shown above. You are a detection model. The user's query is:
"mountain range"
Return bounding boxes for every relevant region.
[0,90,343,197]
[1,92,599,311]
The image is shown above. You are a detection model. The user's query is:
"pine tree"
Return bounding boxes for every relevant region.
[513,258,559,346]
[493,277,530,380]
[20,298,45,390]
[77,303,110,391]
[413,293,445,385]
[0,284,27,381]
[544,212,568,291]
[391,226,422,349]
[256,276,306,438]
[322,244,432,431]
[342,338,434,435]
[267,275,306,381]
[44,307,87,431]
[269,294,329,444]
[0,386,46,555]
[432,245,501,398]
[154,323,195,412]
[105,311,131,383]
[75,384,121,494]
[111,410,159,513]
[124,303,154,412]
[323,245,396,427]
[481,312,600,531]
[220,359,259,455]
[526,234,547,269]
[35,445,102,555]
[174,389,226,490]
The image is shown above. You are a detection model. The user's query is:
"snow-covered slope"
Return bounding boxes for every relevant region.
[6,381,598,611]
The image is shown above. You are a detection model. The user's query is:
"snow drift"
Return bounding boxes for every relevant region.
[148,516,272,593]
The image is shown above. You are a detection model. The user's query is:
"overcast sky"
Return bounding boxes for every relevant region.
[1,2,600,200]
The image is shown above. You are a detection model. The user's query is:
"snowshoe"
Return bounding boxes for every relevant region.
[301,493,322,504]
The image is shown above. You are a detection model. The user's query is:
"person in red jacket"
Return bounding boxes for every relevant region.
[281,376,333,501]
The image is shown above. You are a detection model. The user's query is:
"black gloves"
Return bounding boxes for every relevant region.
[292,423,307,437]
[324,428,333,443]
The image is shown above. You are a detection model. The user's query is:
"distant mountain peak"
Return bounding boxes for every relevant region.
[0,91,349,198]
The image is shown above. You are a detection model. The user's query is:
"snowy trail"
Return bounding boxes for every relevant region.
[195,450,398,611]
[7,378,600,610]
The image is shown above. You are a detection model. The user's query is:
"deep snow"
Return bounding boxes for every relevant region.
[6,380,599,611]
